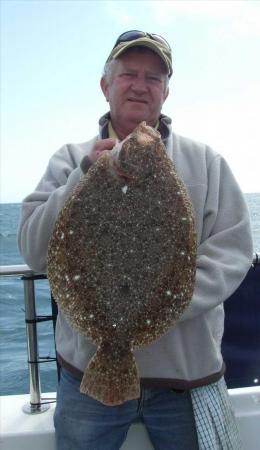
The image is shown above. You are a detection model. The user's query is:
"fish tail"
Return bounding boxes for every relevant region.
[80,342,140,406]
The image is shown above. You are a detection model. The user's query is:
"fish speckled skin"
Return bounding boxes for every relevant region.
[47,122,197,405]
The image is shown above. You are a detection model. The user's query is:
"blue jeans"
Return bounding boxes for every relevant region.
[54,369,199,450]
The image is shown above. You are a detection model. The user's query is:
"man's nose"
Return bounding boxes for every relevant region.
[131,76,148,93]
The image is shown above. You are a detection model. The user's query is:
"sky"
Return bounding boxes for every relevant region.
[1,0,260,202]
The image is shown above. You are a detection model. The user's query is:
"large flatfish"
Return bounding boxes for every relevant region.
[47,122,197,405]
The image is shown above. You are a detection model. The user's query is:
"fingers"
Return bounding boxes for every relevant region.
[89,138,117,163]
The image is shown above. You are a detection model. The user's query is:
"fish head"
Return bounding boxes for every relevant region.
[110,122,167,181]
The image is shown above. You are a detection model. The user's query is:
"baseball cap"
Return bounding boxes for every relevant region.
[106,30,173,78]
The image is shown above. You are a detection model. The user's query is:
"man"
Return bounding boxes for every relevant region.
[18,31,252,450]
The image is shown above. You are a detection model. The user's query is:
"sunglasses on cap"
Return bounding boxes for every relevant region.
[113,30,171,50]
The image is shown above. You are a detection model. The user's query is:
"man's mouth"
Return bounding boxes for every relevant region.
[127,98,148,104]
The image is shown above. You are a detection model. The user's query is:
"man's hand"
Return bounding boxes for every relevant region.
[88,138,117,163]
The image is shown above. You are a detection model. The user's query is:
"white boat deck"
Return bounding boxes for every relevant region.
[1,387,260,450]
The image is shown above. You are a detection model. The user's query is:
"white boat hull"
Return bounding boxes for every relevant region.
[1,387,260,450]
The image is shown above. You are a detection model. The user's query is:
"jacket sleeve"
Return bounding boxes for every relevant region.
[180,154,253,321]
[17,145,86,272]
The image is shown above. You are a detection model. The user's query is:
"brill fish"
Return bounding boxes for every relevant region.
[47,122,197,406]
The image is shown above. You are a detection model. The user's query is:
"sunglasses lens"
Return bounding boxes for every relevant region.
[150,34,170,49]
[114,30,145,47]
[114,30,171,52]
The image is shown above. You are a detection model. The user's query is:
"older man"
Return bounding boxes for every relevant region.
[18,31,252,450]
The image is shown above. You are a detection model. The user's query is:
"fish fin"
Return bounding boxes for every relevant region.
[80,342,140,406]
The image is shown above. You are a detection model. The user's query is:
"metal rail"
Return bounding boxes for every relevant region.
[0,254,259,414]
[0,265,54,414]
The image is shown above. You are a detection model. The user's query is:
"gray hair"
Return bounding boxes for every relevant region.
[103,59,116,81]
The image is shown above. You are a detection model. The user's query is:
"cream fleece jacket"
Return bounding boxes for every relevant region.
[18,115,253,387]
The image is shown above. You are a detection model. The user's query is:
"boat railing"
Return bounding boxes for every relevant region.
[0,254,259,414]
[0,265,56,414]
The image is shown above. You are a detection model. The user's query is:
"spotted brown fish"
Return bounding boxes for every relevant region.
[47,122,197,405]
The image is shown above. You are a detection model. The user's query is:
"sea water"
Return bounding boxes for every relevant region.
[0,195,259,395]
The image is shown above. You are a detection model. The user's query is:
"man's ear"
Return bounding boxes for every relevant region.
[100,77,109,102]
[164,85,169,102]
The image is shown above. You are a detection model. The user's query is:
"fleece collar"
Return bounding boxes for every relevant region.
[98,112,172,145]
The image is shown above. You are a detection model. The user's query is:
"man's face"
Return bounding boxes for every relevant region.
[101,49,169,138]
